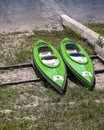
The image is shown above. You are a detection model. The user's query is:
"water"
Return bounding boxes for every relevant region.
[0,0,104,32]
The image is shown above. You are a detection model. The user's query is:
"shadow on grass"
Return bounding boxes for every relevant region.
[43,79,67,95]
[0,84,7,89]
[66,67,95,91]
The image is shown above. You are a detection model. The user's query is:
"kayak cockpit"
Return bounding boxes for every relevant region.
[38,46,53,57]
[66,43,80,53]
[70,53,87,64]
[66,43,88,64]
[38,46,59,67]
[41,56,59,67]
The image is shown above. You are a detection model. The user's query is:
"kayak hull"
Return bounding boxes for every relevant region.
[33,39,67,94]
[60,38,95,88]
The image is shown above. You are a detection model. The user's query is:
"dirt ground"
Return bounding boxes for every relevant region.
[0,58,104,90]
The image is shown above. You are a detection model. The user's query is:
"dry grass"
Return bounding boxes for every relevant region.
[0,27,104,130]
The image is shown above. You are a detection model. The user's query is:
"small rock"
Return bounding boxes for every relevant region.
[0,109,13,114]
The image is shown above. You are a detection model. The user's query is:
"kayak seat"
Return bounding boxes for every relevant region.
[41,56,59,67]
[38,46,59,67]
[70,53,87,63]
[38,46,53,57]
[39,51,52,57]
[66,43,80,53]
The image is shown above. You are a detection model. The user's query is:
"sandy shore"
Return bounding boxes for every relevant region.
[0,17,63,34]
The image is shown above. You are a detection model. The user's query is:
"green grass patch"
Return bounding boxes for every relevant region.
[0,26,103,129]
[0,85,104,130]
[87,23,104,36]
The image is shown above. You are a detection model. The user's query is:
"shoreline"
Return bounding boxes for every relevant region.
[1,22,104,35]
[0,17,64,34]
[0,16,104,34]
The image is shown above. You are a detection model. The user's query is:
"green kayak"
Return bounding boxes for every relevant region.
[33,39,67,94]
[60,38,95,88]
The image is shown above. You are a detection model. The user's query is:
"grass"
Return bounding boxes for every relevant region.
[87,23,104,47]
[0,26,104,130]
[0,84,104,130]
[0,27,94,65]
[87,23,104,36]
